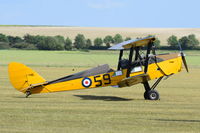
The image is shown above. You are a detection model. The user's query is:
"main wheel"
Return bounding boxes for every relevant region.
[144,91,149,100]
[147,90,160,100]
[25,91,31,98]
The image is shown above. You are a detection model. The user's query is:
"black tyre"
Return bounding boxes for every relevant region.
[25,91,31,98]
[147,90,160,100]
[144,91,149,100]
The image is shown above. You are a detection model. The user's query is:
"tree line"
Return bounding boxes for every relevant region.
[0,33,128,50]
[167,34,199,50]
[0,33,199,50]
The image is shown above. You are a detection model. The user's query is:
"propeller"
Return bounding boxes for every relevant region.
[178,42,189,72]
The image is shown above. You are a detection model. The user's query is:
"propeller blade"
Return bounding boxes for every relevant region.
[181,53,189,72]
[178,41,183,52]
[178,42,189,72]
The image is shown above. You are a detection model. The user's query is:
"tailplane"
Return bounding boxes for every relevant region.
[8,62,46,93]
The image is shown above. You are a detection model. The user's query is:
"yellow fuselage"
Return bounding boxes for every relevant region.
[26,53,182,94]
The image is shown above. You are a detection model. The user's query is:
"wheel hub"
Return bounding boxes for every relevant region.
[150,93,156,99]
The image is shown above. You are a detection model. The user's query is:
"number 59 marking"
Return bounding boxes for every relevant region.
[94,74,111,87]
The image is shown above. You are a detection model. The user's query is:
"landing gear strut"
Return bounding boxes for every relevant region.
[25,91,31,98]
[143,77,163,100]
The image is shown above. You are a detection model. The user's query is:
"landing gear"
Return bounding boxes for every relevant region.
[25,91,31,98]
[146,90,160,100]
[143,91,149,100]
[143,77,163,100]
[143,87,160,100]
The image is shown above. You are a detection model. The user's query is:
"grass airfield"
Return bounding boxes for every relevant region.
[0,50,200,133]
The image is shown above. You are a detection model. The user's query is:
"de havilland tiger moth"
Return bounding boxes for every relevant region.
[8,36,188,100]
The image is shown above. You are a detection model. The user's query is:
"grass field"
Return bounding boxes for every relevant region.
[0,50,200,133]
[0,26,200,45]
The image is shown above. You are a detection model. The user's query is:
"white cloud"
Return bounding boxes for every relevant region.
[87,0,125,9]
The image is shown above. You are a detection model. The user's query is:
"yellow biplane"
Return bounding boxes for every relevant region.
[8,36,188,100]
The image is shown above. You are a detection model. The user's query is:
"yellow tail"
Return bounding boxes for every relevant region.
[8,62,46,93]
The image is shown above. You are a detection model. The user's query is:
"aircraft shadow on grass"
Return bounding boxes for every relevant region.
[152,119,200,123]
[74,95,133,101]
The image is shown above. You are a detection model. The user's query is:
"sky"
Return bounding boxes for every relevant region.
[0,0,199,28]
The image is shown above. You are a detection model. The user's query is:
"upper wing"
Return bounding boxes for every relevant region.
[118,74,150,87]
[109,36,155,50]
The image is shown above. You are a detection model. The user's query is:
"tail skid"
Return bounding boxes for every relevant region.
[8,62,46,93]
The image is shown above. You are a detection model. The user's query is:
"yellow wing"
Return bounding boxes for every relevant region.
[118,74,150,87]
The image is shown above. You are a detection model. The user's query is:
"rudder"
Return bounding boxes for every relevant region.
[8,62,46,93]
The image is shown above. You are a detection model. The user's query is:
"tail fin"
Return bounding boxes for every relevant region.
[8,62,46,93]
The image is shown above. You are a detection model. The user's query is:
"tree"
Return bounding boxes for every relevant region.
[24,34,44,45]
[178,36,188,49]
[103,35,113,47]
[74,34,86,49]
[23,34,36,44]
[37,36,64,50]
[113,34,123,44]
[125,37,131,41]
[54,35,65,49]
[94,38,103,47]
[54,35,65,44]
[0,42,10,49]
[12,42,37,50]
[86,39,92,48]
[187,34,199,48]
[65,37,72,50]
[0,33,9,42]
[178,34,199,49]
[154,38,161,48]
[167,35,178,48]
[7,36,23,45]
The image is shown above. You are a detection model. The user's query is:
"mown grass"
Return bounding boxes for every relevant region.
[0,50,200,133]
[0,50,199,67]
